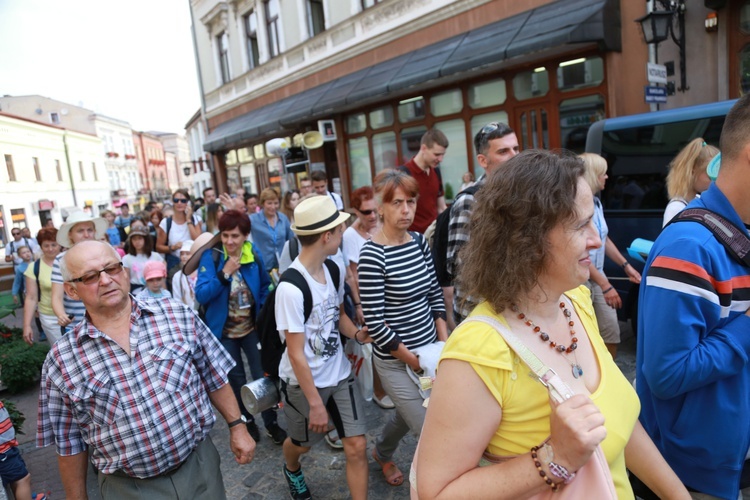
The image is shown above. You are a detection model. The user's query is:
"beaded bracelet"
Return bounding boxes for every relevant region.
[531,446,559,492]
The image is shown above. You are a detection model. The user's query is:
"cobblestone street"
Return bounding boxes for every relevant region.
[3,308,636,499]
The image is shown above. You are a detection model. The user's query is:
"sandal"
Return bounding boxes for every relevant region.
[372,448,404,486]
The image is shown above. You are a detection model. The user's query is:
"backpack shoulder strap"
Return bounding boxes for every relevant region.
[279,268,313,322]
[435,166,443,188]
[670,208,750,267]
[34,259,41,293]
[289,237,299,261]
[397,165,411,176]
[322,259,341,294]
[166,217,173,240]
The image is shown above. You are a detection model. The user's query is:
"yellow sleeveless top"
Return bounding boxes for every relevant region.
[441,285,639,499]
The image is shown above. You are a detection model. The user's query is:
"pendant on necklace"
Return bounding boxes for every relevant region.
[572,364,583,379]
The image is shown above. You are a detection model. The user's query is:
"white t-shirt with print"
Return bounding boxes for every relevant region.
[275,258,349,388]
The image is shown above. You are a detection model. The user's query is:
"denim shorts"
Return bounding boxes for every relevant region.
[0,446,29,487]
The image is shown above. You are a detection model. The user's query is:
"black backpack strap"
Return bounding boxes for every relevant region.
[34,259,41,295]
[435,166,443,192]
[397,165,411,175]
[289,237,299,261]
[323,259,341,294]
[670,208,750,267]
[279,268,313,322]
[166,217,172,240]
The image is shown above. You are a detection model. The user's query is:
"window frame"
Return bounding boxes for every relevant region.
[217,31,231,84]
[4,155,16,182]
[244,10,260,69]
[264,0,281,59]
[32,157,41,181]
[307,0,325,38]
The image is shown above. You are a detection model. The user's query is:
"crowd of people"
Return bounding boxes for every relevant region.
[4,97,750,500]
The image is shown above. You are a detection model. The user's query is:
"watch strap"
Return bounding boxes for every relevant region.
[227,417,245,429]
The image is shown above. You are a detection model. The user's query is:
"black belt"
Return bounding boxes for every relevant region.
[106,444,198,479]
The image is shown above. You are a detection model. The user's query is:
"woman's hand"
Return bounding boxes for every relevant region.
[625,264,642,284]
[223,256,241,276]
[602,285,622,309]
[23,326,34,346]
[57,313,72,327]
[548,394,607,472]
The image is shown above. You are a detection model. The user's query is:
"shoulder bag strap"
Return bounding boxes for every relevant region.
[466,315,574,403]
[671,208,750,267]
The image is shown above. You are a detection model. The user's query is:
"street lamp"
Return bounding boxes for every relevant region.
[636,0,688,92]
[183,166,191,176]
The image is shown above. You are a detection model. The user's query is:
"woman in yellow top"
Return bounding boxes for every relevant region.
[414,150,688,499]
[22,227,60,344]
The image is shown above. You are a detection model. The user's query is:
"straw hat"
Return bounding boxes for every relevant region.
[57,211,108,248]
[183,232,221,275]
[291,196,350,236]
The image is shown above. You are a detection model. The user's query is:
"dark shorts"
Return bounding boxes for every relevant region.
[0,447,29,487]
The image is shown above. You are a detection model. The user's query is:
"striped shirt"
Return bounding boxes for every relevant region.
[0,400,18,454]
[37,296,234,478]
[51,251,87,325]
[358,232,445,360]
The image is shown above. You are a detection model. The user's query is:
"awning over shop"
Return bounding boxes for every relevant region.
[203,0,620,152]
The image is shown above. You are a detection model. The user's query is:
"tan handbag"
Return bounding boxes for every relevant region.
[409,315,617,499]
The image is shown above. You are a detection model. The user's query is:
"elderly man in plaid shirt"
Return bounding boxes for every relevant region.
[446,122,519,324]
[37,240,255,499]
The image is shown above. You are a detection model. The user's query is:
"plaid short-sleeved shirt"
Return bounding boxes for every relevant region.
[37,296,234,478]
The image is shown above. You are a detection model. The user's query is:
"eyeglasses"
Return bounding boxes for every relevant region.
[357,209,376,216]
[11,232,20,236]
[67,262,124,285]
[173,198,189,204]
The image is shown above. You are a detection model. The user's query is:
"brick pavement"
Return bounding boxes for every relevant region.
[1,304,636,499]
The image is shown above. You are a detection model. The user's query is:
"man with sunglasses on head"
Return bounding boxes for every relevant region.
[5,227,39,267]
[37,240,255,499]
[446,122,519,325]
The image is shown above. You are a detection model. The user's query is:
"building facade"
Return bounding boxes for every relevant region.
[185,110,216,197]
[189,0,737,204]
[132,131,169,202]
[0,113,111,248]
[151,132,195,194]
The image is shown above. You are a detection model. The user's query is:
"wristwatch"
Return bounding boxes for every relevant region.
[223,272,231,281]
[228,415,247,429]
[548,461,576,484]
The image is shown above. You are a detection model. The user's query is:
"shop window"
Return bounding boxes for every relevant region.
[741,44,750,94]
[513,68,549,100]
[372,132,397,172]
[238,147,254,163]
[348,137,372,189]
[434,119,468,201]
[225,150,239,165]
[398,97,425,123]
[469,111,509,176]
[267,158,283,191]
[469,79,506,109]
[557,56,604,92]
[240,163,258,193]
[4,155,16,181]
[369,106,393,129]
[559,94,605,153]
[254,144,266,160]
[430,89,463,117]
[346,113,367,134]
[400,125,427,164]
[742,2,750,34]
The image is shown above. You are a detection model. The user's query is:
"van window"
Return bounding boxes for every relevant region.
[599,116,724,211]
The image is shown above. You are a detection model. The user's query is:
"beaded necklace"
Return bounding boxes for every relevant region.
[510,301,584,379]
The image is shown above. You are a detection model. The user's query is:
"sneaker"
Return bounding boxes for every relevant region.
[373,394,395,409]
[283,465,312,500]
[324,429,343,450]
[246,420,261,442]
[266,423,287,445]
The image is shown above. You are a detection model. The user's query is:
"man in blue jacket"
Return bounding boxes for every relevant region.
[636,95,750,499]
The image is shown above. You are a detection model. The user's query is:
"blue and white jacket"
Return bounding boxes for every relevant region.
[636,183,750,499]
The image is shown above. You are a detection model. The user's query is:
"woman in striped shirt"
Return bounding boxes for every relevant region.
[359,169,447,487]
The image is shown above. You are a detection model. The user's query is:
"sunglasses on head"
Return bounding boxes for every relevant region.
[11,231,20,236]
[173,198,189,204]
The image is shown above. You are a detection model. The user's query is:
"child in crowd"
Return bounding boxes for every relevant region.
[100,210,122,248]
[0,400,47,500]
[136,261,172,300]
[11,246,32,305]
[122,227,164,294]
[171,240,198,310]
